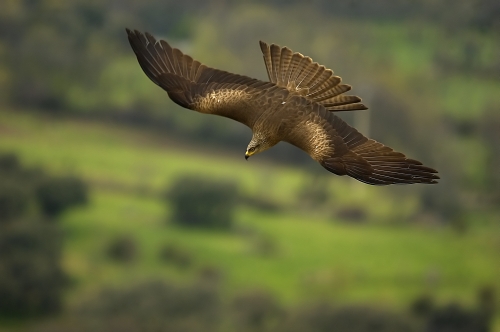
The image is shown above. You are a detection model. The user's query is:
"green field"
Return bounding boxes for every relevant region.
[1,109,499,328]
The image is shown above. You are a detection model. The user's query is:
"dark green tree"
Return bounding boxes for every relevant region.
[76,280,220,332]
[282,303,419,332]
[107,235,137,263]
[0,221,65,316]
[167,175,239,229]
[0,153,87,317]
[36,176,88,217]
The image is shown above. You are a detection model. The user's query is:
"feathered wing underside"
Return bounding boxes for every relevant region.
[259,41,368,112]
[324,113,439,185]
[284,100,439,185]
[127,29,279,127]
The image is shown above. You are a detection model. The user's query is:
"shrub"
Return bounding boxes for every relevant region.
[167,175,239,229]
[410,294,435,317]
[76,280,220,332]
[426,303,489,332]
[231,290,284,332]
[0,181,29,223]
[251,233,278,257]
[477,286,495,319]
[0,153,85,319]
[0,153,45,192]
[282,303,419,332]
[296,176,330,209]
[198,265,223,285]
[336,206,368,223]
[36,176,88,217]
[0,153,21,173]
[0,154,30,223]
[240,195,281,213]
[107,236,137,262]
[0,220,66,317]
[159,243,192,269]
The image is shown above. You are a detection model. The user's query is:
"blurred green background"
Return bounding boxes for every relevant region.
[0,0,499,331]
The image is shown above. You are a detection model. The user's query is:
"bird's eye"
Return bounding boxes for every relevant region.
[248,147,256,152]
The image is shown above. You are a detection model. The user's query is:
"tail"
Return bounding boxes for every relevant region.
[259,41,367,112]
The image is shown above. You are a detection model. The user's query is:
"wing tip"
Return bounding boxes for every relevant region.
[322,152,440,185]
[125,28,138,41]
[126,28,142,36]
[144,31,157,43]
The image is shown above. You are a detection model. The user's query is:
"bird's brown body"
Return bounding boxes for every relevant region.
[127,29,439,185]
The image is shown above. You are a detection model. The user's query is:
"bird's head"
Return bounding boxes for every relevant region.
[245,143,260,160]
[245,133,276,160]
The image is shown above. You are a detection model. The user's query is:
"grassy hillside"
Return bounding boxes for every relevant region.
[1,109,498,327]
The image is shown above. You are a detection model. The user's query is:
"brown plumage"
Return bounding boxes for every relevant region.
[126,29,439,185]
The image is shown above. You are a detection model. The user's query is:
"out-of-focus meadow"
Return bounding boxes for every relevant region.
[0,1,499,331]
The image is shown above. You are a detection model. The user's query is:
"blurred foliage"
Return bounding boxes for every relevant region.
[281,303,419,332]
[74,280,220,332]
[107,235,137,263]
[426,303,490,332]
[335,206,368,224]
[27,280,496,332]
[0,153,89,219]
[230,289,285,332]
[167,175,239,229]
[410,289,496,332]
[239,195,282,213]
[250,233,279,257]
[36,177,88,217]
[28,279,497,331]
[296,175,330,209]
[0,153,89,317]
[0,181,28,223]
[0,220,65,317]
[0,154,37,224]
[159,242,193,269]
[259,0,500,32]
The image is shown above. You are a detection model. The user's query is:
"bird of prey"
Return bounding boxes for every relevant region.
[126,29,439,185]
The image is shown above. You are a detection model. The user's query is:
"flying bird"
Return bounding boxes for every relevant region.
[126,29,439,185]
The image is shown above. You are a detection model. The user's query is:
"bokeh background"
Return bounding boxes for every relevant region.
[0,0,499,331]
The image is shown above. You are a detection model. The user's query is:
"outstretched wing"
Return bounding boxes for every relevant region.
[259,41,367,112]
[127,29,283,128]
[283,97,439,185]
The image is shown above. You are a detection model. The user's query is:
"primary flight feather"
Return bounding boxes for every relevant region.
[126,29,439,185]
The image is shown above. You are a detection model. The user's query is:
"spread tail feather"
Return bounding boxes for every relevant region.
[259,41,367,112]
